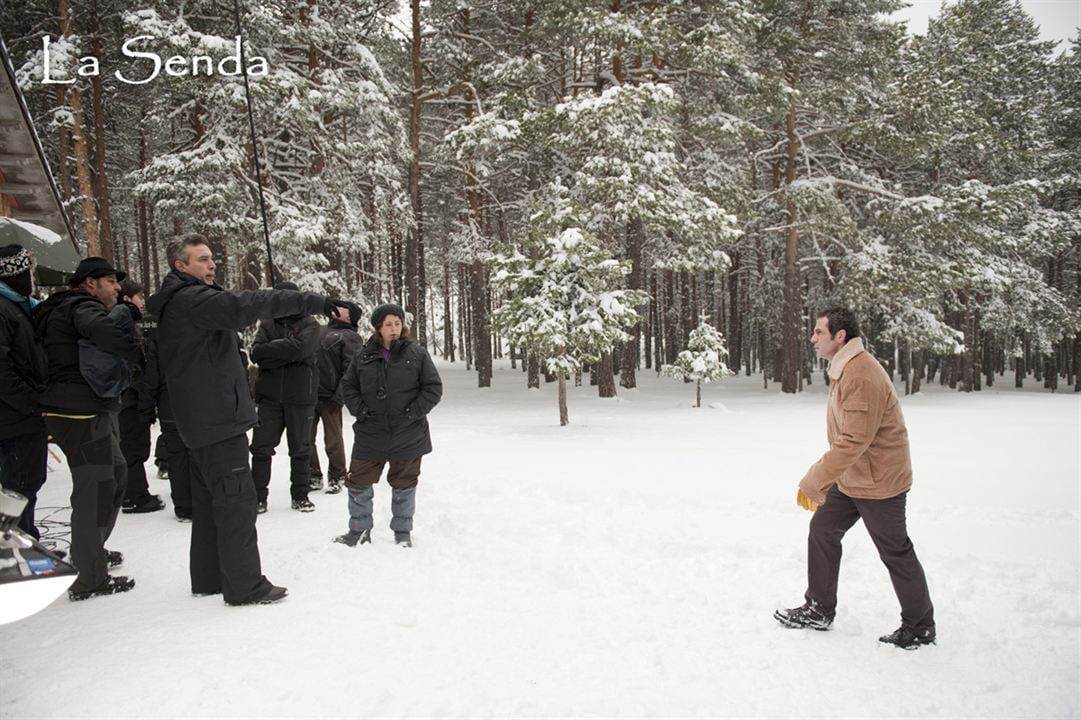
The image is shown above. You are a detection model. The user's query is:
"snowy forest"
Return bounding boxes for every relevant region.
[2,0,1079,395]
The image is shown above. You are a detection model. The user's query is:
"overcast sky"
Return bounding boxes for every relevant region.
[892,0,1080,51]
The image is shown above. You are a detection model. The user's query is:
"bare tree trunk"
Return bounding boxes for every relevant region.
[558,374,568,426]
[406,0,427,345]
[728,251,741,373]
[781,89,801,394]
[443,262,454,361]
[88,0,113,260]
[471,259,491,387]
[597,351,616,398]
[59,0,99,255]
[695,379,701,408]
[527,351,539,389]
[620,216,644,388]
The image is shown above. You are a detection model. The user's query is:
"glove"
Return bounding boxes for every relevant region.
[796,489,819,513]
[324,298,360,324]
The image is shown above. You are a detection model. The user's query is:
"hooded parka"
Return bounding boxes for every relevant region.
[339,336,442,462]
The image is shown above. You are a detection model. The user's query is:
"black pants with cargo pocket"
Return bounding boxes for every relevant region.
[250,399,315,503]
[188,433,272,604]
[44,413,127,594]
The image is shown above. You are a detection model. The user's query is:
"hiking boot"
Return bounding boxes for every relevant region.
[879,626,936,650]
[333,529,371,547]
[309,474,324,491]
[69,575,135,601]
[175,512,192,523]
[291,498,316,513]
[226,585,288,606]
[774,601,833,630]
[256,501,268,514]
[106,549,124,568]
[325,477,343,495]
[156,464,169,480]
[122,495,165,514]
[395,531,413,548]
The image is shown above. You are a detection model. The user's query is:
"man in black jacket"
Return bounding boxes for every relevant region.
[35,256,140,600]
[116,279,165,515]
[309,310,362,495]
[146,234,354,606]
[0,245,49,540]
[250,281,321,513]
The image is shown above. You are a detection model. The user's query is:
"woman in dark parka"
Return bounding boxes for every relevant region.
[334,303,442,547]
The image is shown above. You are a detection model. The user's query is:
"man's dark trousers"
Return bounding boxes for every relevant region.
[807,484,935,631]
[0,431,49,539]
[309,398,347,481]
[161,421,192,518]
[43,414,127,594]
[119,405,152,503]
[188,433,271,604]
[251,399,315,502]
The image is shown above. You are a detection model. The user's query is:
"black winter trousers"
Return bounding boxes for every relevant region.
[250,399,315,502]
[0,430,49,539]
[44,414,126,594]
[161,421,192,518]
[806,485,935,631]
[188,433,272,604]
[119,405,152,503]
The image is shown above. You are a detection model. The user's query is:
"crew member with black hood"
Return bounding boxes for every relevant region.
[35,256,140,601]
[146,233,356,606]
[249,281,321,513]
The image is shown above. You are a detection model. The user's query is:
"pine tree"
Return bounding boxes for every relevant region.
[662,316,734,407]
[491,227,647,425]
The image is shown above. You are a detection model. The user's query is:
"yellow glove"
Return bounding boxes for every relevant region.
[796,489,819,512]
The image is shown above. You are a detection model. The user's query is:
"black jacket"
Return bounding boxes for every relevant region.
[145,270,327,449]
[34,289,139,415]
[138,331,173,423]
[340,337,442,462]
[316,320,363,400]
[251,313,320,404]
[0,291,47,439]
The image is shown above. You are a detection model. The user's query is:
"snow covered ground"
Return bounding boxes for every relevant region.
[2,359,1079,719]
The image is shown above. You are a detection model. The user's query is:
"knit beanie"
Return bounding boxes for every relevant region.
[0,245,34,297]
[370,303,406,328]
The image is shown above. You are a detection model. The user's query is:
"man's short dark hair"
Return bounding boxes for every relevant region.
[817,306,860,343]
[166,233,209,271]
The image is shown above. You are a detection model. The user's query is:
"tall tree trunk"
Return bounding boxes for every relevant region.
[471,259,491,387]
[620,215,644,388]
[558,374,568,426]
[695,379,701,408]
[406,0,427,344]
[781,88,801,394]
[59,0,99,254]
[88,0,112,260]
[728,251,741,373]
[597,351,616,398]
[527,351,539,389]
[443,262,454,362]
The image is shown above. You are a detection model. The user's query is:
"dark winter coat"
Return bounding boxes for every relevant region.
[75,301,138,400]
[316,319,363,401]
[138,331,173,424]
[339,336,442,462]
[0,283,47,439]
[33,289,139,415]
[250,313,320,405]
[145,270,328,450]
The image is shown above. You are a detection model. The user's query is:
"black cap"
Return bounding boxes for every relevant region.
[68,256,126,287]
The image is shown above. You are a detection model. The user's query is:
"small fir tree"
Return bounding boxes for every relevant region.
[662,317,734,407]
[491,228,648,426]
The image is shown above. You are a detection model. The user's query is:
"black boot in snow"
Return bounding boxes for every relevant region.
[774,601,833,630]
[333,529,371,547]
[394,531,412,548]
[879,626,936,649]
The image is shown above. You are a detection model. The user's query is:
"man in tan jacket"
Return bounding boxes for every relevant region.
[774,307,936,649]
